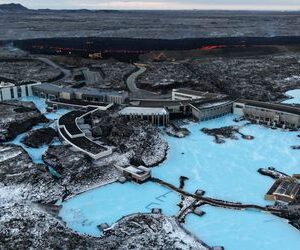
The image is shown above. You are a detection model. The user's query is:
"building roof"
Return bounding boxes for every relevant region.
[274,179,300,198]
[130,99,190,107]
[60,127,108,155]
[266,177,300,201]
[173,88,228,99]
[190,99,233,111]
[119,107,168,116]
[33,83,124,97]
[58,110,86,135]
[236,99,300,116]
[49,98,111,108]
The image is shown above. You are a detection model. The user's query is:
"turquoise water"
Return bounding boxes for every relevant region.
[60,115,300,249]
[20,96,69,120]
[283,89,300,104]
[61,182,180,236]
[8,96,69,164]
[185,206,300,250]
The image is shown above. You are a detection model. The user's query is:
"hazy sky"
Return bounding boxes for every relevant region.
[1,0,300,10]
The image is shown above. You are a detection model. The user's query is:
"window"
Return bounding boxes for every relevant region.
[25,86,29,96]
[235,104,243,109]
[10,88,15,99]
[17,87,22,98]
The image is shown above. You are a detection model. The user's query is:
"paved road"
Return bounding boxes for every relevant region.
[126,65,171,99]
[36,57,71,83]
[126,66,146,92]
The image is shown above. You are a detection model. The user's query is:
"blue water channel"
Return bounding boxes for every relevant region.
[11,94,300,249]
[9,97,68,165]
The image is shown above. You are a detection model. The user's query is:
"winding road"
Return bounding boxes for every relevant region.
[36,57,71,83]
[126,64,169,99]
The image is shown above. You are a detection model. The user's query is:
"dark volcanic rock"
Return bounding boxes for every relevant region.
[22,128,57,148]
[91,111,168,167]
[99,213,209,249]
[43,145,120,196]
[166,124,190,138]
[0,200,103,250]
[201,125,254,143]
[201,126,239,143]
[0,144,63,203]
[0,101,48,143]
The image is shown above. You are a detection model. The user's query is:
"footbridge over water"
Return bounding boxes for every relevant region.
[151,177,285,214]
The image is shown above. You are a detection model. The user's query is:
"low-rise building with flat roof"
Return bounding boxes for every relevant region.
[119,106,170,126]
[115,165,151,183]
[265,177,300,203]
[190,99,233,121]
[32,83,128,104]
[172,88,228,101]
[233,99,300,129]
[0,82,41,101]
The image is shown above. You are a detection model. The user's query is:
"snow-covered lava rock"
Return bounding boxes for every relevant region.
[0,100,48,142]
[91,111,168,167]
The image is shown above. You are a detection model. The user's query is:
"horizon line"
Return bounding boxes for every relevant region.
[3,2,300,12]
[23,8,300,12]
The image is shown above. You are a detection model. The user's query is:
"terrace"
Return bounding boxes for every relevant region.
[58,107,113,159]
[58,110,86,137]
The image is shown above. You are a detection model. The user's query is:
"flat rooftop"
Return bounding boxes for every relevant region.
[49,98,110,107]
[191,99,232,110]
[131,99,191,107]
[173,88,228,99]
[60,127,108,155]
[119,107,168,116]
[33,83,125,97]
[58,110,86,135]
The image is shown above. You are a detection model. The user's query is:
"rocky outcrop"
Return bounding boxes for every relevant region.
[165,124,190,138]
[91,112,168,167]
[43,145,121,196]
[201,125,254,144]
[22,128,58,148]
[258,167,290,179]
[0,144,63,203]
[0,101,48,143]
[99,213,209,250]
[0,195,103,250]
[0,143,120,203]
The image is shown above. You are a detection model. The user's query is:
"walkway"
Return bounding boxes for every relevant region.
[151,177,284,214]
[58,107,113,160]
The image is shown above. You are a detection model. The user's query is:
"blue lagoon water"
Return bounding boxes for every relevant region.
[60,115,300,249]
[283,89,300,104]
[9,96,69,164]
